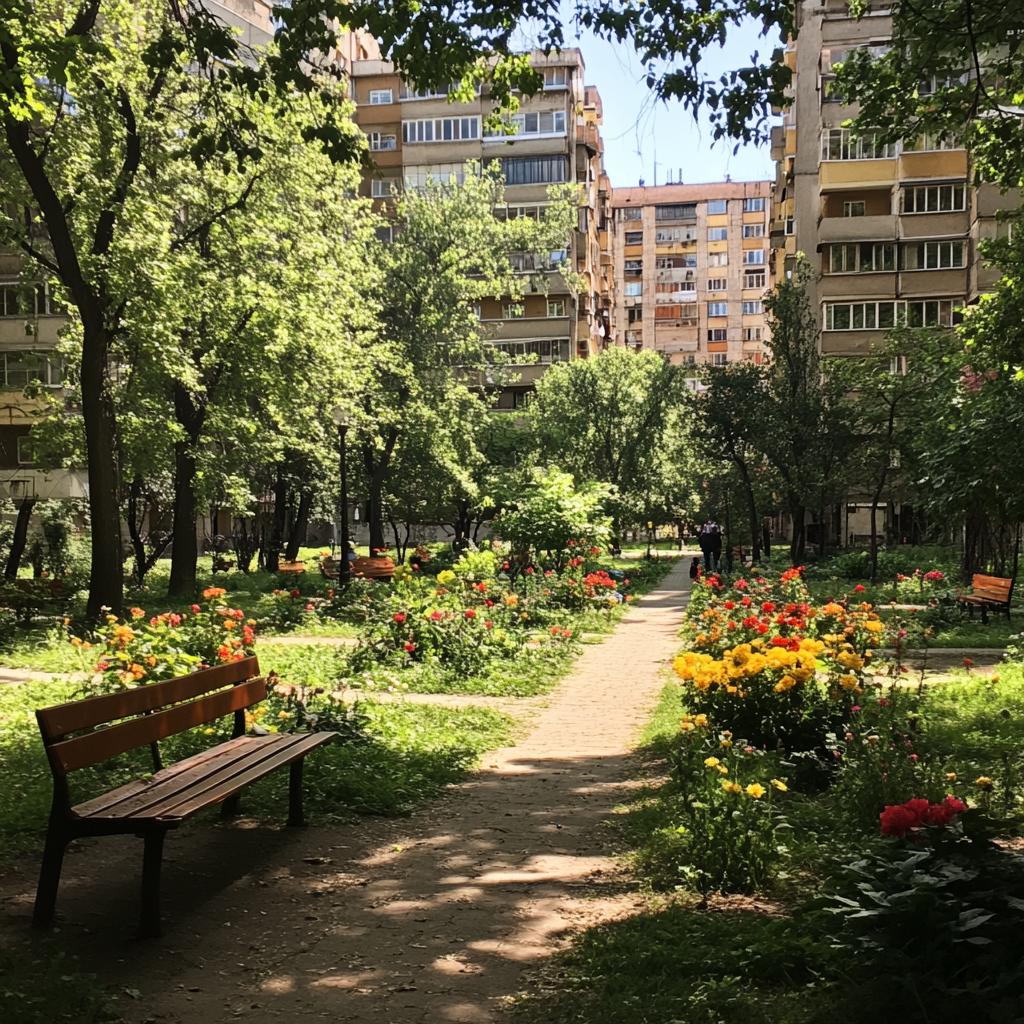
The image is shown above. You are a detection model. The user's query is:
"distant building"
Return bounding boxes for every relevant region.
[610,182,772,367]
[350,49,614,409]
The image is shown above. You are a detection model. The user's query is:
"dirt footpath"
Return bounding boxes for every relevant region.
[0,564,689,1023]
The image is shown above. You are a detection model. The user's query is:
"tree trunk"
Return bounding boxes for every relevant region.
[168,383,203,597]
[817,506,827,560]
[788,505,806,563]
[735,460,760,562]
[81,321,124,615]
[264,466,288,572]
[5,497,36,578]
[366,471,387,553]
[284,490,313,562]
[125,476,172,585]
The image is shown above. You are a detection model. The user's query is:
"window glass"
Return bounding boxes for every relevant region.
[708,227,728,241]
[707,302,728,317]
[743,197,765,212]
[707,200,727,214]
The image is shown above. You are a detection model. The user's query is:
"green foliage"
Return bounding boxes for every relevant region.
[491,468,613,564]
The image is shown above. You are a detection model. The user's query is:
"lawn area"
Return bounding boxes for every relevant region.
[514,567,1024,1024]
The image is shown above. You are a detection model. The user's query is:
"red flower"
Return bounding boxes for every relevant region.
[485,599,494,608]
[476,582,488,591]
[465,609,476,619]
[854,584,865,593]
[526,567,534,574]
[484,621,492,629]
[757,624,769,634]
[742,616,759,629]
[191,604,201,613]
[724,600,735,610]
[393,613,406,623]
[430,611,443,621]
[740,597,752,607]
[290,589,300,598]
[404,642,416,653]
[880,796,967,837]
[761,602,775,613]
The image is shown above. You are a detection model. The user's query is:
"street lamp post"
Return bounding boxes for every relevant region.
[331,405,353,585]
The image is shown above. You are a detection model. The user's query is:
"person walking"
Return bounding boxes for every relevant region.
[698,518,722,573]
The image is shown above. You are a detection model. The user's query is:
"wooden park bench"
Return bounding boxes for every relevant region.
[33,656,335,938]
[319,557,340,580]
[958,574,1014,624]
[352,554,395,582]
[277,560,305,574]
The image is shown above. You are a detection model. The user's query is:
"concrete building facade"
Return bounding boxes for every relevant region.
[610,182,772,366]
[350,49,614,408]
[768,0,1019,360]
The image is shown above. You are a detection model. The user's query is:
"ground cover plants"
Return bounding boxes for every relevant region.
[515,565,1024,1024]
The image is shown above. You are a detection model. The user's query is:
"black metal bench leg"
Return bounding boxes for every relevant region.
[221,792,241,817]
[288,759,305,827]
[982,605,989,625]
[139,830,166,939]
[33,827,71,928]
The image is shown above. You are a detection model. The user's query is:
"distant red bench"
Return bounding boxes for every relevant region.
[33,656,335,937]
[958,574,1014,624]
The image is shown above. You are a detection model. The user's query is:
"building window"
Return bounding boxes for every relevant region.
[903,133,962,152]
[708,302,728,317]
[707,328,728,342]
[711,353,728,366]
[890,355,908,375]
[708,227,728,241]
[627,307,643,324]
[1,352,62,388]
[903,183,967,213]
[654,226,695,242]
[827,242,896,273]
[742,250,765,264]
[399,84,454,100]
[744,271,766,289]
[485,110,566,138]
[16,435,33,465]
[655,203,697,221]
[901,240,966,270]
[707,199,727,214]
[0,282,64,317]
[543,67,567,88]
[617,207,642,221]
[494,205,546,221]
[403,163,468,189]
[488,338,570,363]
[371,178,400,197]
[624,259,642,271]
[625,282,643,296]
[624,231,643,245]
[501,303,525,319]
[785,215,795,235]
[369,132,397,151]
[403,117,480,143]
[707,278,727,291]
[547,299,565,317]
[743,327,763,341]
[743,197,766,212]
[368,89,393,104]
[708,252,728,267]
[823,299,955,330]
[742,301,763,315]
[821,128,899,161]
[498,155,567,185]
[742,224,764,237]
[843,201,867,217]
[657,281,695,296]
[508,251,565,272]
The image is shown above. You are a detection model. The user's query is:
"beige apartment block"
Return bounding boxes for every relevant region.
[769,0,1022,359]
[351,50,614,409]
[610,182,772,367]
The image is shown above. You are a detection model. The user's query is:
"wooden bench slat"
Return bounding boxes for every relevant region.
[47,678,268,775]
[37,657,259,741]
[71,734,260,817]
[78,734,314,821]
[130,733,334,822]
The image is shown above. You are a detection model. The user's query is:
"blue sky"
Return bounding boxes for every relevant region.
[554,16,781,188]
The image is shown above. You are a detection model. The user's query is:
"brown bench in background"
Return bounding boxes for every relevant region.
[958,574,1014,624]
[277,560,305,574]
[33,656,335,937]
[352,555,395,582]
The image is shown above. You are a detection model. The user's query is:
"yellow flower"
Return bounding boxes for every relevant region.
[862,620,884,633]
[837,651,864,671]
[704,757,721,768]
[770,779,788,792]
[867,735,879,744]
[975,776,994,791]
[839,674,859,691]
[721,780,742,794]
[681,721,695,731]
[716,764,729,774]
[693,714,708,727]
[745,783,766,799]
[720,739,733,748]
[774,674,797,693]
[946,773,957,781]
[436,570,457,585]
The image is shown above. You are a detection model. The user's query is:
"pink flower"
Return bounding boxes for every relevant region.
[191,604,201,613]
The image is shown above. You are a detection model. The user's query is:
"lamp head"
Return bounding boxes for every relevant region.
[331,404,352,427]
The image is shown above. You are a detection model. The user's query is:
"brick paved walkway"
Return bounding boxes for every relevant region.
[3,563,690,1023]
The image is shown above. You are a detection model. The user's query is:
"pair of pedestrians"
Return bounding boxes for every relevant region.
[697,519,722,573]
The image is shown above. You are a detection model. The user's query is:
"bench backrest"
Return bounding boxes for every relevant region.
[36,656,263,776]
[972,574,1014,601]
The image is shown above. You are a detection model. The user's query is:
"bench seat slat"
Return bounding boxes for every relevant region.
[71,735,260,817]
[74,732,335,822]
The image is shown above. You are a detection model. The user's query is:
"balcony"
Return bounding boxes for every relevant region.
[818,215,896,243]
[899,211,970,238]
[656,267,696,283]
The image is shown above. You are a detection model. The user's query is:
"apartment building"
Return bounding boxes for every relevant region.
[610,182,772,366]
[769,0,1020,360]
[350,50,614,409]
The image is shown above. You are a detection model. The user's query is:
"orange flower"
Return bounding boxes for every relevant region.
[203,587,227,600]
